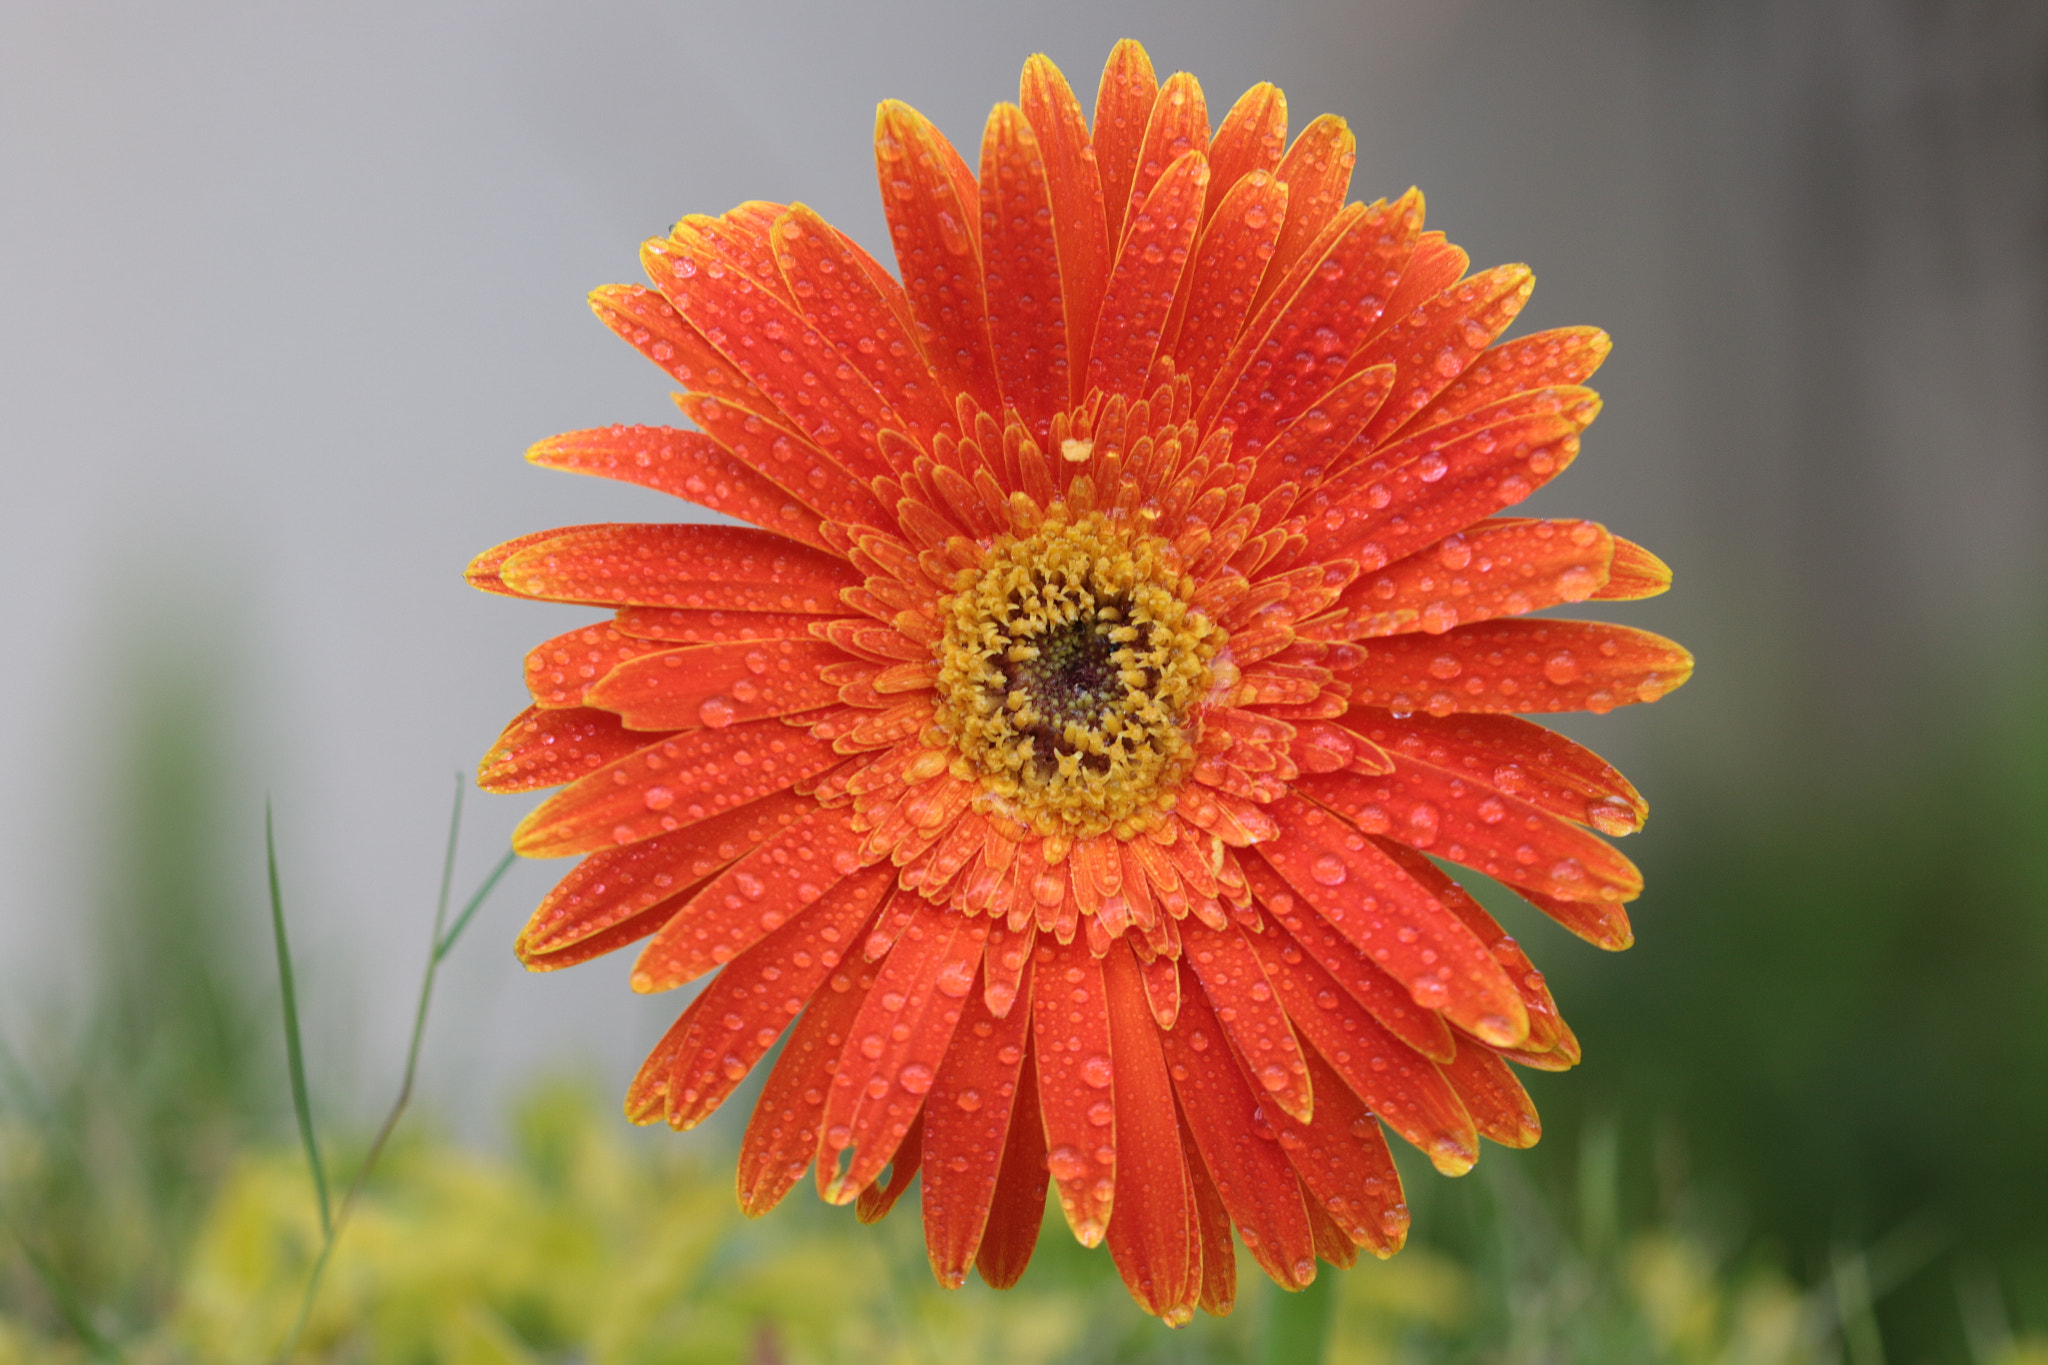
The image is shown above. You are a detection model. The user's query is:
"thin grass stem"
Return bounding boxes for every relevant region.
[271,776,514,1363]
[1261,1271,1335,1365]
[265,801,330,1239]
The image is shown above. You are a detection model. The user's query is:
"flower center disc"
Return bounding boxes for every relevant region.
[934,508,1221,838]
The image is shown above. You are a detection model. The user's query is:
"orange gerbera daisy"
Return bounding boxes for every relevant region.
[469,39,1691,1322]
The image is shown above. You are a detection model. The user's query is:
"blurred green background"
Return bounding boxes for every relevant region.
[3,0,2043,1361]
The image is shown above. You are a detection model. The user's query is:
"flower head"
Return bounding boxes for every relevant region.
[470,38,1692,1323]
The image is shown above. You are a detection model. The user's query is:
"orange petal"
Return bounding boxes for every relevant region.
[1030,932,1118,1245]
[524,621,675,709]
[514,786,818,961]
[1335,619,1695,717]
[975,1036,1051,1288]
[1203,82,1288,223]
[479,705,657,794]
[1184,1124,1238,1316]
[979,104,1070,436]
[588,283,769,410]
[1181,918,1313,1122]
[1092,39,1158,250]
[1162,956,1318,1290]
[643,234,896,475]
[675,393,896,532]
[768,204,956,441]
[1127,71,1209,227]
[1251,113,1357,315]
[1206,193,1423,456]
[1360,263,1535,445]
[1438,1032,1542,1148]
[819,897,988,1202]
[1593,536,1673,601]
[1366,840,1570,1056]
[1273,1044,1410,1255]
[631,807,868,991]
[513,720,840,859]
[1326,518,1615,639]
[1257,794,1527,1047]
[1300,761,1643,906]
[495,523,860,612]
[875,100,1000,411]
[527,425,830,551]
[1020,53,1111,403]
[1405,325,1611,432]
[464,524,590,599]
[1516,887,1635,952]
[855,1110,925,1223]
[584,639,848,731]
[1233,906,1477,1175]
[1102,943,1201,1323]
[1086,150,1210,401]
[1244,361,1394,503]
[612,605,832,644]
[1237,858,1453,1061]
[1368,233,1470,351]
[1341,709,1647,834]
[737,952,879,1216]
[1169,170,1289,401]
[923,956,1037,1287]
[1310,412,1591,574]
[661,863,893,1130]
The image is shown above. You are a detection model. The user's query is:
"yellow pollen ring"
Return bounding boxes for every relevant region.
[932,505,1221,839]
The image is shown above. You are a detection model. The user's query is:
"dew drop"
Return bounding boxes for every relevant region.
[1310,854,1347,886]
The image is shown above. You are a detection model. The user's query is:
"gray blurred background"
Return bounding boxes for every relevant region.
[3,0,2045,1352]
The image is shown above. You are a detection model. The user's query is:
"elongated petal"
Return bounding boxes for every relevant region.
[1438,1032,1542,1148]
[1237,857,1453,1060]
[589,283,769,409]
[516,786,816,962]
[975,1039,1050,1288]
[675,393,896,531]
[1254,113,1357,314]
[1102,943,1201,1323]
[1300,762,1643,906]
[1339,709,1646,833]
[1020,53,1111,402]
[524,621,676,709]
[1163,956,1318,1290]
[585,639,848,731]
[514,720,841,859]
[923,959,1036,1287]
[631,808,868,990]
[1170,171,1288,399]
[1207,193,1423,455]
[738,953,878,1216]
[1128,71,1208,225]
[1361,264,1535,445]
[612,605,832,644]
[1181,917,1312,1122]
[1406,325,1611,432]
[496,523,859,612]
[479,705,659,794]
[1093,39,1158,249]
[1322,518,1614,640]
[1258,794,1527,1046]
[855,1111,924,1222]
[820,897,988,1201]
[1185,1125,1237,1316]
[1204,81,1287,221]
[661,863,893,1130]
[1086,151,1210,400]
[876,100,999,409]
[1335,620,1694,717]
[1032,933,1119,1245]
[1594,536,1673,600]
[979,104,1069,435]
[769,203,955,439]
[1273,1044,1410,1255]
[528,426,829,550]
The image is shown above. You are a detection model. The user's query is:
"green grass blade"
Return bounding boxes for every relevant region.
[437,848,517,962]
[265,800,330,1238]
